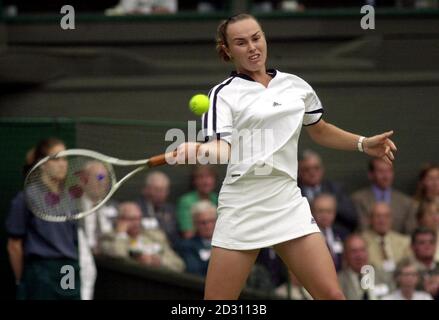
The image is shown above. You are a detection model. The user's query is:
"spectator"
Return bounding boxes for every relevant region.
[416,200,439,261]
[280,1,305,11]
[298,149,358,232]
[176,200,276,291]
[414,164,439,203]
[246,263,275,292]
[196,1,226,12]
[256,247,287,288]
[6,138,81,300]
[311,193,348,271]
[275,271,313,300]
[99,202,185,272]
[362,202,411,274]
[177,165,218,239]
[251,0,277,12]
[251,0,305,12]
[78,160,118,300]
[352,158,417,234]
[176,200,216,276]
[105,0,177,15]
[80,161,118,252]
[137,171,180,248]
[413,0,439,9]
[382,258,433,300]
[338,234,394,300]
[411,227,439,299]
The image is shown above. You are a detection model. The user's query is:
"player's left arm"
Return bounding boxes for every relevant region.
[305,119,397,165]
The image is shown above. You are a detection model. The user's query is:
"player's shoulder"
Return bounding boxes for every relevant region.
[208,75,238,98]
[278,70,314,91]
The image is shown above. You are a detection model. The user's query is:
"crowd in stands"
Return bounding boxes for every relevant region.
[3,1,437,19]
[103,0,439,16]
[5,137,439,300]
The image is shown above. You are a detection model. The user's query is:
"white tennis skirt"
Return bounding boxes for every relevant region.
[212,170,320,250]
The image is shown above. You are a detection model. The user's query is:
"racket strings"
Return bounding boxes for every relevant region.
[24,155,115,221]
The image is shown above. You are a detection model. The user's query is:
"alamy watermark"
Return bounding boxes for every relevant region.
[60,264,75,290]
[58,5,376,34]
[360,264,375,290]
[60,5,75,30]
[361,5,375,30]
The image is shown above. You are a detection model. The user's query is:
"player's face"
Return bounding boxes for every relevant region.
[225,18,267,74]
[42,144,67,182]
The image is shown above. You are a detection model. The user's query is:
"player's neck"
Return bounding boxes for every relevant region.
[236,67,271,87]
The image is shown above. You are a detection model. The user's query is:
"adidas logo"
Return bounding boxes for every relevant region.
[273,101,282,107]
[311,217,317,224]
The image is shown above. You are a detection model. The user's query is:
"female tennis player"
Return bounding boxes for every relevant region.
[177,13,397,300]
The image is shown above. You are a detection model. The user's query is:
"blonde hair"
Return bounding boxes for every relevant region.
[215,13,260,62]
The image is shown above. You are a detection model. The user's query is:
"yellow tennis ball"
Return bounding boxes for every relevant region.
[189,94,210,116]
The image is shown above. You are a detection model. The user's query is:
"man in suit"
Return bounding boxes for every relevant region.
[298,150,358,232]
[99,202,185,273]
[411,228,439,299]
[311,193,349,271]
[338,234,394,300]
[362,202,412,275]
[352,158,417,234]
[137,171,180,248]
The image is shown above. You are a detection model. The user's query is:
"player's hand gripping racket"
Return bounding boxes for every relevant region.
[24,149,176,222]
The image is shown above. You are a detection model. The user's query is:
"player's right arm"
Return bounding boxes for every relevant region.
[7,238,23,284]
[176,140,230,165]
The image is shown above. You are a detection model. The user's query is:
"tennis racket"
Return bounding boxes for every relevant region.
[24,149,176,222]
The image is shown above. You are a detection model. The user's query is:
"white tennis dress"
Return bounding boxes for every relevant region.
[202,69,323,250]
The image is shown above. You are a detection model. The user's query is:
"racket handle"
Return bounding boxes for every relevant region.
[148,151,177,167]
